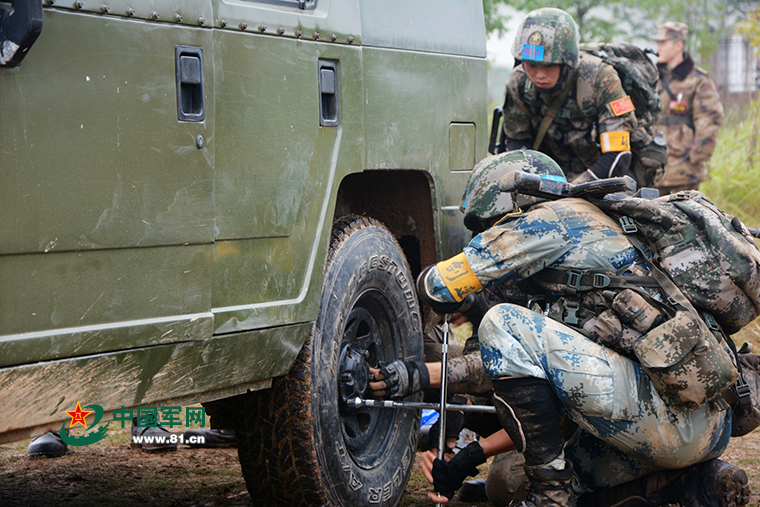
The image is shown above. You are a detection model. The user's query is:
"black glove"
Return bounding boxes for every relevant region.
[378,359,430,399]
[588,150,632,179]
[431,441,487,500]
[428,395,468,452]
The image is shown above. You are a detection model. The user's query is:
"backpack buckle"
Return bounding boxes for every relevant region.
[567,271,582,291]
[593,274,610,288]
[619,216,637,234]
[564,300,580,325]
[703,312,721,332]
[736,374,752,407]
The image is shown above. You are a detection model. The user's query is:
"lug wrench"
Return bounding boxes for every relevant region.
[350,315,496,502]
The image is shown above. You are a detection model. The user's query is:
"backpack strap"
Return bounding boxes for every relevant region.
[533,268,659,295]
[532,69,576,151]
[660,77,677,101]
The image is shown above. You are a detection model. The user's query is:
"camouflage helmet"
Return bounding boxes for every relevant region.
[460,150,566,233]
[511,8,580,69]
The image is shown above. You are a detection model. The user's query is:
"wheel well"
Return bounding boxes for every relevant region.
[333,170,436,280]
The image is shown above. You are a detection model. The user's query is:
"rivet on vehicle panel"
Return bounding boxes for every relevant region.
[331,34,337,42]
[126,7,134,17]
[296,29,302,38]
[151,11,159,20]
[175,14,182,23]
[101,4,109,13]
[259,24,267,33]
[348,36,355,44]
[220,19,227,28]
[240,22,248,30]
[277,27,285,36]
[313,31,320,40]
[74,1,84,9]
[198,16,206,26]
[196,135,204,149]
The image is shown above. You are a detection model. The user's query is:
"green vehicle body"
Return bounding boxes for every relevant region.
[0,0,487,449]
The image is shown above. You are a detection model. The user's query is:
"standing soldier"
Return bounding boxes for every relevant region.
[650,22,724,194]
[500,8,639,184]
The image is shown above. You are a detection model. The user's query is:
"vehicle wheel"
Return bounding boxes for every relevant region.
[235,215,424,506]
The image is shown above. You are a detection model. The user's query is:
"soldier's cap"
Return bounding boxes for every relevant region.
[649,21,688,42]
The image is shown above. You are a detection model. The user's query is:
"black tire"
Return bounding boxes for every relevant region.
[235,215,424,506]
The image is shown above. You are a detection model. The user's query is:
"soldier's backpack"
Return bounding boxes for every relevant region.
[500,173,760,410]
[580,42,669,188]
[592,190,760,335]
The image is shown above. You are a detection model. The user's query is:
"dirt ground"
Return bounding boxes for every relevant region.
[1,426,759,507]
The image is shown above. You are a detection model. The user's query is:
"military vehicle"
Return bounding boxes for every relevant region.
[0,1,487,505]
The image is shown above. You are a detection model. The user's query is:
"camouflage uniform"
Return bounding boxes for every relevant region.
[503,58,638,181]
[650,23,724,192]
[501,9,637,181]
[421,197,732,491]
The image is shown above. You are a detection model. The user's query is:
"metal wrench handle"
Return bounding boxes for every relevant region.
[435,315,451,505]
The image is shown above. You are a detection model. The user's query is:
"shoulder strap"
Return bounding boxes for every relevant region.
[533,70,576,150]
[533,267,659,294]
[660,77,677,101]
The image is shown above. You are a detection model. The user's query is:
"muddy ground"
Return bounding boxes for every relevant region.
[1,426,759,507]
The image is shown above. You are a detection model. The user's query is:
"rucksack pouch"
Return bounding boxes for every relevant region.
[661,193,760,334]
[732,353,760,437]
[633,311,739,410]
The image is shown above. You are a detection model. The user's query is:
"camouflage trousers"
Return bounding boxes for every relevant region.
[478,303,732,492]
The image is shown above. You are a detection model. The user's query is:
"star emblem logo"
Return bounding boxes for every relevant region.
[528,31,543,45]
[65,402,93,429]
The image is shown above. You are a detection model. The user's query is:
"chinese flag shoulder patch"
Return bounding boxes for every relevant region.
[609,96,635,116]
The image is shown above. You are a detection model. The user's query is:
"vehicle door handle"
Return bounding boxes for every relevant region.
[318,60,338,127]
[175,46,205,122]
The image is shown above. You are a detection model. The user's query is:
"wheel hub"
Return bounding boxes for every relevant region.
[338,341,371,413]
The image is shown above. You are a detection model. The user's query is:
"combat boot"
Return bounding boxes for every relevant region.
[578,458,749,507]
[645,458,749,507]
[492,377,575,507]
[511,460,575,507]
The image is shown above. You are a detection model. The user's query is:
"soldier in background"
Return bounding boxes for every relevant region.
[650,22,724,194]
[500,8,638,184]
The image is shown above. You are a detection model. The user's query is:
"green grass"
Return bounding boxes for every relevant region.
[702,101,760,225]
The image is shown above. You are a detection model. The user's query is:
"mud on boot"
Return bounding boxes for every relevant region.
[579,458,749,507]
[511,460,575,507]
[649,458,750,507]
